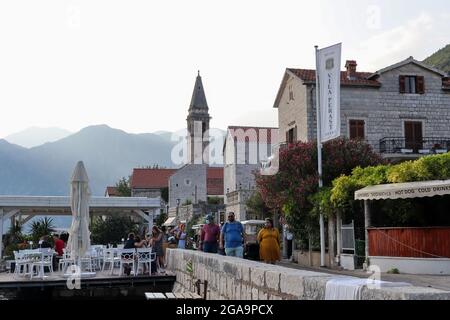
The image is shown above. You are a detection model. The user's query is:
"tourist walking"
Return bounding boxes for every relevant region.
[200,215,221,253]
[219,212,245,258]
[257,218,280,264]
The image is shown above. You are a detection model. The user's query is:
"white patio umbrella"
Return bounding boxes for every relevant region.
[67,161,92,271]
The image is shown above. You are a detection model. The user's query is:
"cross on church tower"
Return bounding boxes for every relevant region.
[187,71,211,164]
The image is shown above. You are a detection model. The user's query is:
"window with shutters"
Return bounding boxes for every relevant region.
[399,75,425,94]
[349,120,365,140]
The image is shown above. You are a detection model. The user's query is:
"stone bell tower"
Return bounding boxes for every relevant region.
[187,71,211,164]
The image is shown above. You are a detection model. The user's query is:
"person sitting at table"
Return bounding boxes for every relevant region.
[53,234,65,256]
[123,233,136,276]
[134,235,147,248]
[124,233,136,249]
[52,234,65,270]
[39,236,52,249]
[18,239,28,250]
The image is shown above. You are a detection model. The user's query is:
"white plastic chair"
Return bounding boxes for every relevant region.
[30,248,54,279]
[58,249,75,272]
[118,249,135,276]
[102,249,120,275]
[91,246,104,270]
[135,248,155,276]
[80,251,94,272]
[13,251,30,278]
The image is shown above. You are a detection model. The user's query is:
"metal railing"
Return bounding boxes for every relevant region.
[379,137,450,154]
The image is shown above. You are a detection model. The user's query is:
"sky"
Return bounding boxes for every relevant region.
[0,0,449,138]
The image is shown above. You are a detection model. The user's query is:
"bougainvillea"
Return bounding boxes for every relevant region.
[255,138,383,239]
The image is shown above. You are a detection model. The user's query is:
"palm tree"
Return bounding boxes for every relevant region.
[5,220,23,246]
[30,217,56,242]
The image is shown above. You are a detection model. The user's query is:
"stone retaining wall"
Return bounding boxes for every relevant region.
[166,249,450,300]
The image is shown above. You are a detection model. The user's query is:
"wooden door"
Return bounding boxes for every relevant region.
[404,121,423,152]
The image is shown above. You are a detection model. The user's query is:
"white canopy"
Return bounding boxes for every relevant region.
[67,161,91,259]
[355,179,450,201]
[163,216,177,227]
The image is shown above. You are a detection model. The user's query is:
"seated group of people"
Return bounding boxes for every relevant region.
[38,234,65,256]
[122,225,165,276]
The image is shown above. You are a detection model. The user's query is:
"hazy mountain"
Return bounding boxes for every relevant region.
[0,125,178,196]
[424,44,450,74]
[4,127,72,148]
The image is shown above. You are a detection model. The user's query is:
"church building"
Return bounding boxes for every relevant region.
[168,72,224,214]
[127,72,225,225]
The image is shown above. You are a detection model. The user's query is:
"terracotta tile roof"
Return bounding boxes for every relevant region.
[207,167,224,196]
[227,126,278,144]
[130,168,177,189]
[287,68,381,87]
[105,186,119,197]
[131,167,223,195]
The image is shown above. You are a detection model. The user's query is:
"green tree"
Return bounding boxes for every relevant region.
[156,211,168,227]
[29,217,56,242]
[3,220,24,248]
[115,176,131,197]
[246,192,271,220]
[423,44,450,74]
[207,196,223,205]
[91,216,139,245]
[161,187,169,203]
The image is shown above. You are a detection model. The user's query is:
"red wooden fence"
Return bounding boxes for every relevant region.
[368,227,450,258]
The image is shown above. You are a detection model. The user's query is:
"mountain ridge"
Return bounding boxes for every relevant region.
[5,127,72,148]
[0,125,179,196]
[424,44,450,74]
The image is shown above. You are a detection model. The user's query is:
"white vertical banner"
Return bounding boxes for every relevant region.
[317,43,341,142]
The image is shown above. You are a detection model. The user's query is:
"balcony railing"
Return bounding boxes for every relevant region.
[379,137,450,154]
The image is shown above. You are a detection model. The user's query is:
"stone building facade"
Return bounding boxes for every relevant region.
[224,189,255,221]
[129,168,176,211]
[168,165,224,208]
[223,126,278,220]
[274,57,450,159]
[169,164,208,208]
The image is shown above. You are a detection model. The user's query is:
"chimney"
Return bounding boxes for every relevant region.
[345,60,357,79]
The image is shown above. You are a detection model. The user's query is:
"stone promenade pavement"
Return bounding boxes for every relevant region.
[278,260,450,291]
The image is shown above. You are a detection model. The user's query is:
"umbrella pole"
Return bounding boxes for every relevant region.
[78,182,82,272]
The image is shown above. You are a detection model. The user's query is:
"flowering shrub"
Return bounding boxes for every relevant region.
[255,138,382,239]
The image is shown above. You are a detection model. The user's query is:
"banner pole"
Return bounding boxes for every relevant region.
[315,45,326,267]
